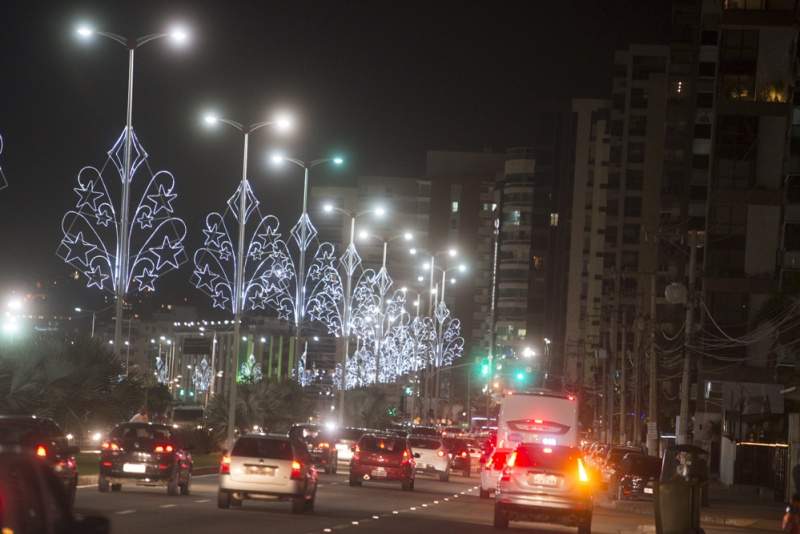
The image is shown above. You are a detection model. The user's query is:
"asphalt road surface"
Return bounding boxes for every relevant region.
[74,472,778,534]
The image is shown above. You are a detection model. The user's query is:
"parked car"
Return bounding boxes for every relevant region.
[98,422,193,495]
[479,447,511,498]
[0,453,109,534]
[602,445,645,484]
[0,415,79,508]
[408,435,450,481]
[349,433,416,490]
[494,443,593,533]
[608,453,661,500]
[218,433,318,513]
[410,425,441,438]
[289,424,338,474]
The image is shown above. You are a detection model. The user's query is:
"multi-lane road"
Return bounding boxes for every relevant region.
[73,471,778,534]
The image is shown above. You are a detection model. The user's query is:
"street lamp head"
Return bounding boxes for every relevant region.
[270,153,285,165]
[74,307,82,313]
[332,156,344,165]
[417,275,424,282]
[409,248,417,255]
[358,229,369,241]
[168,25,190,45]
[421,261,430,271]
[448,248,458,257]
[403,231,413,241]
[374,205,386,217]
[322,203,334,213]
[400,286,408,292]
[450,277,457,284]
[76,25,94,38]
[458,263,467,272]
[203,113,219,126]
[274,113,293,132]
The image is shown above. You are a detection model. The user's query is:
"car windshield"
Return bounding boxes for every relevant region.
[359,436,404,453]
[409,438,441,449]
[111,425,172,442]
[232,437,294,459]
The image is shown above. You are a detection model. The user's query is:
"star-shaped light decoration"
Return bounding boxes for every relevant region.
[151,236,183,270]
[147,184,177,215]
[74,181,104,211]
[94,208,113,227]
[134,267,158,291]
[249,290,269,310]
[62,232,97,266]
[84,265,109,290]
[249,242,266,261]
[203,223,226,248]
[137,211,154,229]
[212,290,230,310]
[217,246,232,261]
[193,264,219,292]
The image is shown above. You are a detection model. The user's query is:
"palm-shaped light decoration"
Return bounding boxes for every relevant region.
[0,133,8,191]
[433,300,465,369]
[192,357,213,393]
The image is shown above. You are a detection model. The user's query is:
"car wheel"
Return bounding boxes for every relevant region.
[577,514,592,534]
[401,478,413,491]
[167,473,180,496]
[439,471,449,482]
[111,483,122,492]
[480,488,490,499]
[217,490,231,509]
[493,504,509,529]
[349,477,362,487]
[180,473,191,496]
[304,491,316,512]
[98,474,110,493]
[291,497,307,514]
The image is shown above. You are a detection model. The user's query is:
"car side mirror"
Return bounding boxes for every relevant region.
[413,452,421,458]
[70,515,110,534]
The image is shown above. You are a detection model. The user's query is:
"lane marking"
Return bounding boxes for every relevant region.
[116,509,136,515]
[351,521,359,525]
[159,504,177,509]
[194,499,210,503]
[410,506,417,511]
[392,510,399,514]
[372,515,379,519]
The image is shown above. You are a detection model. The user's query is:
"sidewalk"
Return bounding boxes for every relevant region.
[596,481,784,531]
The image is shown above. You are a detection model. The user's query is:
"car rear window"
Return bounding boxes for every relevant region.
[443,438,465,450]
[111,426,172,442]
[232,437,294,459]
[409,438,441,449]
[513,445,580,471]
[0,420,41,444]
[359,436,404,453]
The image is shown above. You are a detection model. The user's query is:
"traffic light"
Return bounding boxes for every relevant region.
[481,363,490,377]
[515,371,525,382]
[404,386,413,396]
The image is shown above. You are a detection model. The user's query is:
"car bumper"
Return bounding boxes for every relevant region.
[351,465,412,481]
[101,464,176,484]
[219,475,308,497]
[496,492,592,526]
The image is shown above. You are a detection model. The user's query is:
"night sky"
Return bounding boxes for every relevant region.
[0,0,670,311]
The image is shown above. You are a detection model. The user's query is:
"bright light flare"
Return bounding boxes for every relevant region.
[203,113,219,126]
[409,248,417,255]
[76,25,93,38]
[458,264,467,272]
[274,113,293,131]
[271,153,285,165]
[448,248,458,257]
[403,231,413,241]
[358,230,370,241]
[168,25,190,44]
[322,203,334,213]
[6,297,22,311]
[374,206,386,217]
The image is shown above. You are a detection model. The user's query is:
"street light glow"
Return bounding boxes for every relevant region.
[271,153,285,164]
[332,157,344,165]
[6,297,22,312]
[450,278,456,284]
[203,113,219,126]
[417,275,424,282]
[448,248,458,257]
[409,248,417,255]
[374,206,386,217]
[403,232,413,241]
[74,307,82,312]
[76,25,93,38]
[358,230,369,240]
[458,264,467,272]
[522,347,535,358]
[322,203,334,213]
[168,25,190,44]
[274,113,293,131]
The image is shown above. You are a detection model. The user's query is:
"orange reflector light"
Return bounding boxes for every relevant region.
[578,458,590,483]
[35,445,47,457]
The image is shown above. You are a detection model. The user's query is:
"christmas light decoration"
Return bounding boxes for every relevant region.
[192,357,213,392]
[0,133,7,191]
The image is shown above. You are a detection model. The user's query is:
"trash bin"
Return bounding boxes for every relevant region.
[654,445,709,534]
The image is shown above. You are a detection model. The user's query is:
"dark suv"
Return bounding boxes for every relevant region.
[0,415,79,508]
[349,433,416,490]
[98,422,193,495]
[289,424,338,474]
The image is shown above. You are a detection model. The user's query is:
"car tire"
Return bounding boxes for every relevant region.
[167,473,180,496]
[439,471,449,482]
[401,478,413,491]
[217,490,231,509]
[349,477,362,487]
[493,504,509,529]
[111,483,122,492]
[577,514,592,534]
[98,474,110,493]
[304,491,316,512]
[180,473,191,496]
[291,497,306,514]
[480,487,490,499]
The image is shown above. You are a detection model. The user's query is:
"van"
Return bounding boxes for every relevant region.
[497,391,578,450]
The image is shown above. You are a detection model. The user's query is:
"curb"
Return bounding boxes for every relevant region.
[77,466,218,487]
[597,499,773,528]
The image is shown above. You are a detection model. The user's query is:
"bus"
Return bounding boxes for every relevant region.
[497,390,578,450]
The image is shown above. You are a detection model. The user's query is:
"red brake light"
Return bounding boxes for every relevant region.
[534,419,543,424]
[220,454,231,475]
[437,450,445,457]
[461,451,468,458]
[35,445,47,458]
[102,441,120,451]
[154,444,174,453]
[291,460,303,480]
[568,395,575,401]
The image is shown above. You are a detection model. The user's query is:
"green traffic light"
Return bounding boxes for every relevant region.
[480,364,490,376]
[515,372,525,381]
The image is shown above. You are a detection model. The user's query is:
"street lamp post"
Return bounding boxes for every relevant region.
[323,203,386,424]
[271,155,343,387]
[75,24,189,360]
[202,113,291,448]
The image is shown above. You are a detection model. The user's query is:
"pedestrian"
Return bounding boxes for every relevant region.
[783,493,800,533]
[129,407,148,423]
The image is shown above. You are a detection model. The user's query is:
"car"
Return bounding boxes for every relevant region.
[408,435,450,481]
[443,437,481,477]
[334,427,365,464]
[494,443,593,533]
[0,415,79,508]
[289,424,338,474]
[601,445,645,484]
[0,453,109,534]
[98,422,193,495]
[479,447,512,498]
[349,433,416,490]
[218,433,318,513]
[608,453,660,500]
[410,425,441,438]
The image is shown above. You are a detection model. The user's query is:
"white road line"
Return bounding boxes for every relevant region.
[371,515,379,519]
[159,504,177,509]
[116,509,136,515]
[193,499,210,503]
[324,529,332,533]
[410,506,417,511]
[351,521,359,525]
[392,510,399,514]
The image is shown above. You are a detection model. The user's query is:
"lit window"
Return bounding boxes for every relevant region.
[451,201,459,213]
[550,213,559,226]
[532,256,543,270]
[517,328,527,338]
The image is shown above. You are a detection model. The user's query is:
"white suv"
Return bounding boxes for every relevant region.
[408,435,450,482]
[218,434,318,514]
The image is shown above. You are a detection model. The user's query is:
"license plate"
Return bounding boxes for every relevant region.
[246,465,275,476]
[530,473,559,487]
[644,487,654,494]
[371,468,387,478]
[123,463,146,474]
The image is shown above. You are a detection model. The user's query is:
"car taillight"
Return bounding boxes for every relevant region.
[219,455,231,475]
[154,444,174,453]
[35,445,47,458]
[460,451,468,458]
[290,460,303,480]
[353,445,360,461]
[402,449,412,465]
[506,451,517,468]
[101,441,120,451]
[437,450,445,457]
[319,442,329,449]
[577,458,590,483]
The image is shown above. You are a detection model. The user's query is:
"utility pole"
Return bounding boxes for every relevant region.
[677,230,702,446]
[619,307,627,445]
[633,307,643,446]
[647,273,659,456]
